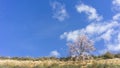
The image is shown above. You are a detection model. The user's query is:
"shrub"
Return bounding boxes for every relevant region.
[115,53,120,58]
[102,52,114,59]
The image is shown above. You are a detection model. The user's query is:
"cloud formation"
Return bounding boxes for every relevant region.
[61,1,120,54]
[113,0,120,6]
[61,21,120,54]
[76,3,102,21]
[51,1,69,21]
[112,0,120,11]
[113,13,120,21]
[50,50,60,57]
[61,21,119,41]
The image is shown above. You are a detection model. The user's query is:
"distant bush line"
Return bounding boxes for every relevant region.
[0,52,120,61]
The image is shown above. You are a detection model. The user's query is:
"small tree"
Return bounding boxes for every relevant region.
[67,34,95,61]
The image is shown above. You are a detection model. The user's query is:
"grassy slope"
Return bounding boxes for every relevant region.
[0,59,120,68]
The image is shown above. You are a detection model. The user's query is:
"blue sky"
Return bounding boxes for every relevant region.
[0,0,120,57]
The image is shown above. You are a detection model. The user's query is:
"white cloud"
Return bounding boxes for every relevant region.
[85,22,117,35]
[112,0,120,6]
[51,1,69,21]
[60,30,81,41]
[50,50,60,57]
[107,32,120,51]
[100,29,113,41]
[113,13,120,21]
[61,21,119,42]
[61,21,120,52]
[107,43,120,52]
[111,0,120,52]
[60,1,120,54]
[112,0,120,11]
[76,3,102,21]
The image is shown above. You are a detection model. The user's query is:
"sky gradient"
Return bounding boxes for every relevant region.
[0,0,120,57]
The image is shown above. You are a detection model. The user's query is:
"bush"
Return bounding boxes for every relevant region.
[59,57,71,61]
[102,52,114,59]
[115,53,120,58]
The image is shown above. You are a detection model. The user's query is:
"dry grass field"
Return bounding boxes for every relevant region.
[0,58,120,68]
